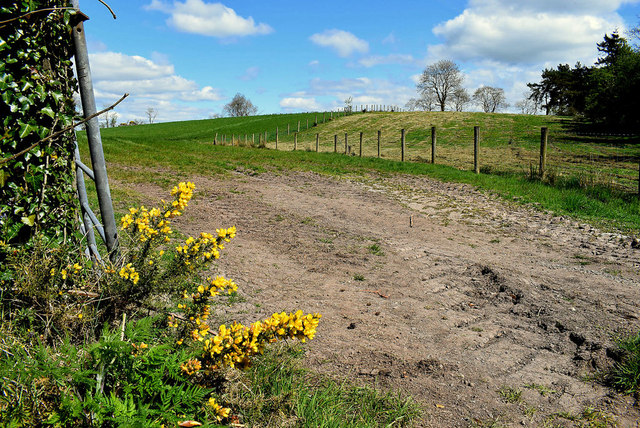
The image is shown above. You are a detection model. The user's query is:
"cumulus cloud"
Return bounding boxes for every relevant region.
[145,0,273,38]
[89,51,222,122]
[309,29,369,57]
[430,0,629,65]
[309,77,415,108]
[280,97,321,111]
[90,52,175,81]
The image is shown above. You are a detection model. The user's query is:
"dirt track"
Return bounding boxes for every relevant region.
[133,169,640,427]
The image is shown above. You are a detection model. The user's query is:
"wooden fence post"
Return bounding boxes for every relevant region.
[276,126,279,148]
[377,130,381,158]
[359,132,363,157]
[401,129,405,162]
[297,121,300,132]
[474,126,480,174]
[540,127,548,179]
[316,133,319,152]
[214,132,217,145]
[294,133,297,151]
[287,123,290,135]
[344,133,348,154]
[252,133,255,145]
[334,134,337,153]
[306,119,309,130]
[431,126,436,164]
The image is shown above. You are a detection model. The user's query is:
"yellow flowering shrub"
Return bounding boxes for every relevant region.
[5,181,321,425]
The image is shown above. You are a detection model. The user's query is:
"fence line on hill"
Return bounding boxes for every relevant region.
[212,118,640,196]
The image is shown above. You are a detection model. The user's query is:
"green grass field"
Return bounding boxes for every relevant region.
[78,111,640,233]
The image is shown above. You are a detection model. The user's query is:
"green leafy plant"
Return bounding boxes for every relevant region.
[0,1,79,256]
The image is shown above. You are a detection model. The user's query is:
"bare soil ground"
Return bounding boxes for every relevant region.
[131,169,640,427]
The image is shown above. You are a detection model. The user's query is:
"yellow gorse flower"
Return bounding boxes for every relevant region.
[119,263,140,285]
[176,228,236,269]
[196,311,321,371]
[207,397,230,422]
[120,182,195,244]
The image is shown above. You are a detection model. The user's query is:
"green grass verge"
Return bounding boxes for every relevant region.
[77,112,640,234]
[609,331,640,395]
[229,343,421,427]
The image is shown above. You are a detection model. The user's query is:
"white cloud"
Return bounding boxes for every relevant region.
[146,0,273,38]
[359,54,417,68]
[430,0,628,65]
[280,97,321,111]
[309,29,369,57]
[305,77,415,109]
[89,51,222,122]
[90,52,175,81]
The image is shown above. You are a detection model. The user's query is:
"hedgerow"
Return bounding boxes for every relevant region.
[0,1,79,260]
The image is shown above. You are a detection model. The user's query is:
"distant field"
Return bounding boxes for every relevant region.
[89,111,640,192]
[77,111,640,233]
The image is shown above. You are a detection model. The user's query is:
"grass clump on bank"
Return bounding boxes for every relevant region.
[608,331,640,395]
[229,343,421,427]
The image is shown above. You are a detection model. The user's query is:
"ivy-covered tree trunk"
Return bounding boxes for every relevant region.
[0,0,79,257]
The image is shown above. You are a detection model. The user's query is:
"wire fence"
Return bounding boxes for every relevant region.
[213,113,640,195]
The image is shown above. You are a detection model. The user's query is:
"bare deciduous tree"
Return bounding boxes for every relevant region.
[450,87,471,112]
[145,107,158,124]
[417,60,464,111]
[515,93,538,115]
[223,93,258,117]
[473,86,509,113]
[109,112,119,128]
[102,104,116,128]
[405,90,436,111]
[344,96,353,114]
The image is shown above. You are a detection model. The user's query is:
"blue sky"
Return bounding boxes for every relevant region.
[77,0,640,123]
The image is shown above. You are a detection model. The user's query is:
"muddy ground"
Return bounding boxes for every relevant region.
[131,169,640,427]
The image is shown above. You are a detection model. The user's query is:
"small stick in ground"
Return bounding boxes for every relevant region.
[363,289,389,299]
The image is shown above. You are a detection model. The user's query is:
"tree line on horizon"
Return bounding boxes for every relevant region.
[406,29,639,130]
[527,30,639,130]
[406,59,509,114]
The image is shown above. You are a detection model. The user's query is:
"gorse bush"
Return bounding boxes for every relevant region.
[0,182,321,426]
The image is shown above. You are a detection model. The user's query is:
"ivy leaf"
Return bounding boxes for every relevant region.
[19,122,35,139]
[41,106,55,119]
[21,214,36,227]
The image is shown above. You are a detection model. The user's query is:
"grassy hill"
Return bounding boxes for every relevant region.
[78,111,640,233]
